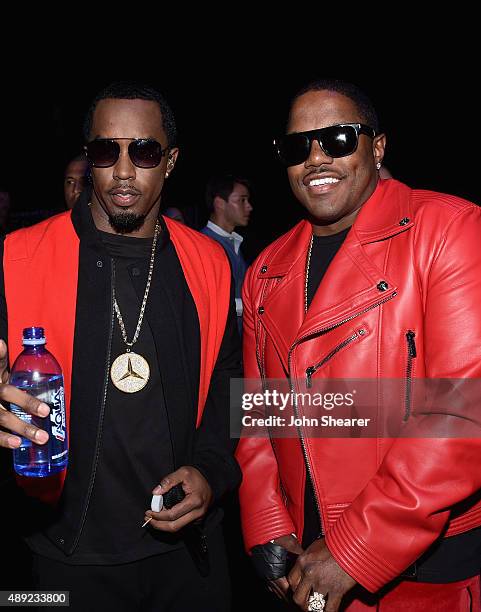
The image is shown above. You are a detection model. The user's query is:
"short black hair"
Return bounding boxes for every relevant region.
[289,79,380,133]
[205,174,251,214]
[66,152,88,166]
[83,81,177,147]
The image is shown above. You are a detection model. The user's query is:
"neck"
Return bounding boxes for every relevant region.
[90,194,161,238]
[310,207,360,237]
[210,215,234,234]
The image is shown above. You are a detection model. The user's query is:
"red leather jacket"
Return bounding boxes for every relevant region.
[236,179,481,592]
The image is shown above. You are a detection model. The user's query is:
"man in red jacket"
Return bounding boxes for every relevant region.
[236,79,481,610]
[0,81,241,611]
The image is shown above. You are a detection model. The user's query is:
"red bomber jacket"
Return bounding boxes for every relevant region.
[3,211,232,506]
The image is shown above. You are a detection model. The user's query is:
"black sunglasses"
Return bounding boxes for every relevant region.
[273,123,378,167]
[85,138,169,169]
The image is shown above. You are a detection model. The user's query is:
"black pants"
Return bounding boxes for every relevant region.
[31,528,230,612]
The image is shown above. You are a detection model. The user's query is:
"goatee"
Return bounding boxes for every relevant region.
[108,211,146,234]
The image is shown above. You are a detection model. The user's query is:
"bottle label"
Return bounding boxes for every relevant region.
[10,404,30,422]
[49,385,66,442]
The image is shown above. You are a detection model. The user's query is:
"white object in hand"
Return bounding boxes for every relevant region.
[141,494,165,528]
[151,494,164,513]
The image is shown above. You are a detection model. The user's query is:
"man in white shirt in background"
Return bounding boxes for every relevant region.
[201,175,253,330]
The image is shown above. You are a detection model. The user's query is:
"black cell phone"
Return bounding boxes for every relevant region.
[162,483,185,509]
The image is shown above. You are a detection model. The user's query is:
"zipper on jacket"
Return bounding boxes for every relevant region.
[287,291,397,537]
[305,329,365,389]
[404,330,417,422]
[70,259,116,553]
[256,278,274,388]
[287,380,325,536]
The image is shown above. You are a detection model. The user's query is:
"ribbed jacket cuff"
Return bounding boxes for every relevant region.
[325,513,400,593]
[243,507,296,552]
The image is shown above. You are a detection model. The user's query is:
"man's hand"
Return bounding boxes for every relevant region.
[143,466,213,532]
[288,538,356,612]
[0,339,50,449]
[267,534,304,601]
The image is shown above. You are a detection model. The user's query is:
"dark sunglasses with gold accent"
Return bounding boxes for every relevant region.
[85,138,169,169]
[273,123,378,167]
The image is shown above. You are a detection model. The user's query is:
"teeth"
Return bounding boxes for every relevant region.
[309,177,339,186]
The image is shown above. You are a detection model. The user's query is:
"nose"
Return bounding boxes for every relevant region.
[246,200,253,212]
[73,181,83,195]
[305,139,333,168]
[113,143,136,181]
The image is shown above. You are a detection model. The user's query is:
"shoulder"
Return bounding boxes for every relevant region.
[7,211,72,239]
[4,212,73,260]
[411,188,480,225]
[406,189,481,257]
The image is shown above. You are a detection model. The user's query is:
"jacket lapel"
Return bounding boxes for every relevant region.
[258,222,311,371]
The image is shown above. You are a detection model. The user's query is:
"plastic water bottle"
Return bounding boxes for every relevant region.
[9,327,68,477]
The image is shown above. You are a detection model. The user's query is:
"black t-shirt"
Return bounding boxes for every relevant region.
[72,231,182,563]
[302,228,350,549]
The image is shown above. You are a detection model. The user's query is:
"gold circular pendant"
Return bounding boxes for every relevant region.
[110,352,150,393]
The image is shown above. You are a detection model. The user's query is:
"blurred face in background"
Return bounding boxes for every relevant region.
[220,182,253,229]
[64,158,89,209]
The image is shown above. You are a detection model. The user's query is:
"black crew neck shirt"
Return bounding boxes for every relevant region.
[69,231,181,564]
[303,228,350,549]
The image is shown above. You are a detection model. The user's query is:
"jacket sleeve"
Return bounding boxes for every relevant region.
[0,236,14,496]
[325,204,481,592]
[192,275,243,503]
[235,264,296,551]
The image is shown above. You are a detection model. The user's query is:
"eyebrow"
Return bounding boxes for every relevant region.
[65,174,86,180]
[91,135,160,141]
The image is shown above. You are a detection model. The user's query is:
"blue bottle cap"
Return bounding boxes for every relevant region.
[22,326,46,345]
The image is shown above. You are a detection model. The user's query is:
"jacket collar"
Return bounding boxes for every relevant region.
[257,179,413,370]
[257,179,413,276]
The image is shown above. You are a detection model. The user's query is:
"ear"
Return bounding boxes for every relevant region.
[373,133,386,168]
[213,195,226,214]
[165,147,179,177]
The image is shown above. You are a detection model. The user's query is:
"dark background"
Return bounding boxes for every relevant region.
[1,60,479,259]
[0,53,478,610]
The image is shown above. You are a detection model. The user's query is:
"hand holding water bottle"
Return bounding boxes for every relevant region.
[3,328,68,477]
[0,338,50,450]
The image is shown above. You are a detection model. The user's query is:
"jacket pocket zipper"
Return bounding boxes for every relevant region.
[287,291,396,538]
[305,329,366,389]
[404,330,417,421]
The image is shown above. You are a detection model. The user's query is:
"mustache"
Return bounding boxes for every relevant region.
[108,184,142,195]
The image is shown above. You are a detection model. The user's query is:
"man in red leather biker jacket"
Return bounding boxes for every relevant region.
[236,79,481,611]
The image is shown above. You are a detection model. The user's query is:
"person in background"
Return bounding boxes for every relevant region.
[201,175,253,329]
[64,153,89,210]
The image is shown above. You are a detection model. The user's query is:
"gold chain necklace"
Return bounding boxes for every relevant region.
[304,234,314,314]
[110,220,160,393]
